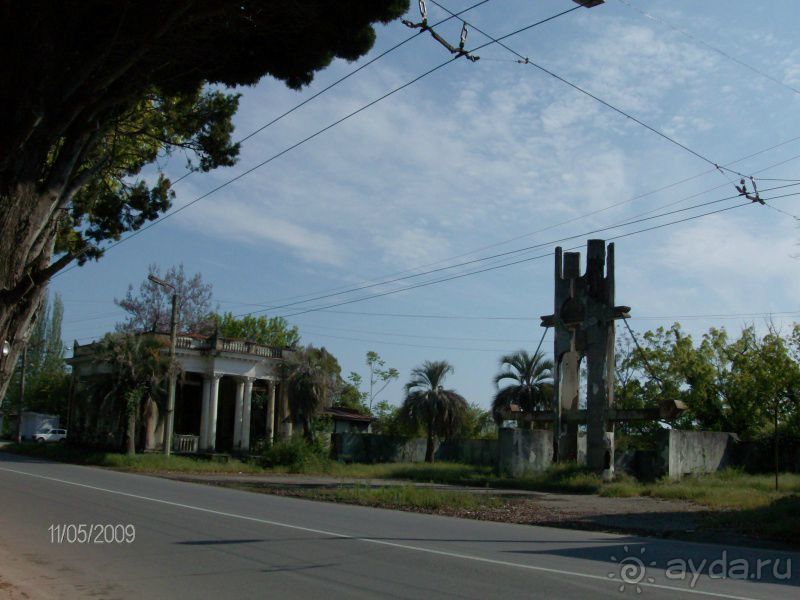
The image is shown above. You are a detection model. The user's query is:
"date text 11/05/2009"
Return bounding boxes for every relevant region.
[48,524,135,544]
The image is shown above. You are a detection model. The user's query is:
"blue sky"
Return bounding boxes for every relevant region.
[53,0,800,409]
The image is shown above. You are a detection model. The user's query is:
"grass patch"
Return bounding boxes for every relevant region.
[600,469,800,510]
[708,495,800,544]
[324,461,604,495]
[2,442,262,474]
[250,483,504,512]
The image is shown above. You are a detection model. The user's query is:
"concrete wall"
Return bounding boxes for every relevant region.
[497,428,553,477]
[330,433,498,465]
[665,430,737,480]
[615,430,738,480]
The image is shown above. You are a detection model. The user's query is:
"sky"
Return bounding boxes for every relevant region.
[52,0,800,410]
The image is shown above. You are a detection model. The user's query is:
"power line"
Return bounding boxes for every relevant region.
[429,0,745,178]
[299,327,549,354]
[169,0,493,186]
[626,152,800,223]
[294,321,547,343]
[763,201,799,220]
[616,0,800,97]
[234,184,799,317]
[221,135,800,310]
[756,178,800,183]
[271,199,761,320]
[288,308,800,322]
[53,5,581,279]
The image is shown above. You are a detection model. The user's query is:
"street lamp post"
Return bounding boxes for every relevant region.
[148,275,178,457]
[16,345,26,444]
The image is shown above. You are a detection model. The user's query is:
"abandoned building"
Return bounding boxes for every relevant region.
[67,332,294,454]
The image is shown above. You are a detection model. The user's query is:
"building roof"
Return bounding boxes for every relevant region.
[323,407,374,423]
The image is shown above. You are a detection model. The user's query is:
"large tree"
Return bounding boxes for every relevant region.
[281,345,341,441]
[212,312,300,348]
[87,332,170,454]
[116,264,215,334]
[400,360,468,463]
[0,1,409,401]
[615,323,800,442]
[2,292,70,420]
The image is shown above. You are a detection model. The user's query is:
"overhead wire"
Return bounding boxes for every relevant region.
[429,0,749,182]
[231,183,800,318]
[615,0,800,97]
[270,199,765,320]
[169,0,494,186]
[53,5,582,280]
[220,134,800,310]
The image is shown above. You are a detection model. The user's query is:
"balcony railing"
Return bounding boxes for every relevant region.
[74,333,283,359]
[175,334,283,358]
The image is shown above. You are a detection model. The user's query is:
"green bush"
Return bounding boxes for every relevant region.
[260,437,330,472]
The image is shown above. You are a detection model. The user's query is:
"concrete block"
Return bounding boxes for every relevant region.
[666,430,737,480]
[498,428,553,476]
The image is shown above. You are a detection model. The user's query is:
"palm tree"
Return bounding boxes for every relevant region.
[90,333,169,454]
[492,350,554,425]
[400,360,468,463]
[281,345,339,441]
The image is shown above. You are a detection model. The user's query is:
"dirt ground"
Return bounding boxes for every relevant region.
[0,540,75,600]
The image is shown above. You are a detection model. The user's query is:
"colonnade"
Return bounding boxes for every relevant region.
[197,374,290,452]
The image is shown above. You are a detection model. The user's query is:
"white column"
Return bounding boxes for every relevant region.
[241,377,254,452]
[266,381,276,445]
[206,373,222,452]
[233,379,244,449]
[199,377,211,450]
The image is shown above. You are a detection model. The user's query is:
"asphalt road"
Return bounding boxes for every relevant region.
[0,452,797,599]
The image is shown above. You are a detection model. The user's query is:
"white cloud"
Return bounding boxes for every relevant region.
[181,199,348,267]
[650,213,800,309]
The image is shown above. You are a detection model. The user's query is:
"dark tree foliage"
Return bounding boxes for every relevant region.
[0,1,409,401]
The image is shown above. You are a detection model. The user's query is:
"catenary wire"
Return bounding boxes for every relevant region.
[430,0,745,178]
[220,135,800,309]
[615,0,800,97]
[267,200,760,320]
[53,5,583,279]
[168,0,494,186]
[233,185,800,317]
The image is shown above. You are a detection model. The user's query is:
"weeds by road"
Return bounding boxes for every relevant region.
[5,441,800,545]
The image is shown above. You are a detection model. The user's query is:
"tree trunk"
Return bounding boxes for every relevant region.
[143,396,159,451]
[125,391,141,456]
[0,183,62,404]
[425,427,435,463]
[126,408,136,456]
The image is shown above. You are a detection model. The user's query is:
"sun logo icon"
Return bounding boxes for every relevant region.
[608,545,657,594]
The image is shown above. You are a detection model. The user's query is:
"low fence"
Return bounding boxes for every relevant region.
[173,434,199,454]
[330,433,497,465]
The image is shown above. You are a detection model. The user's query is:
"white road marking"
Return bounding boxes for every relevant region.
[0,464,767,600]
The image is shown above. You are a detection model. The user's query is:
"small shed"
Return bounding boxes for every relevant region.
[323,407,373,434]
